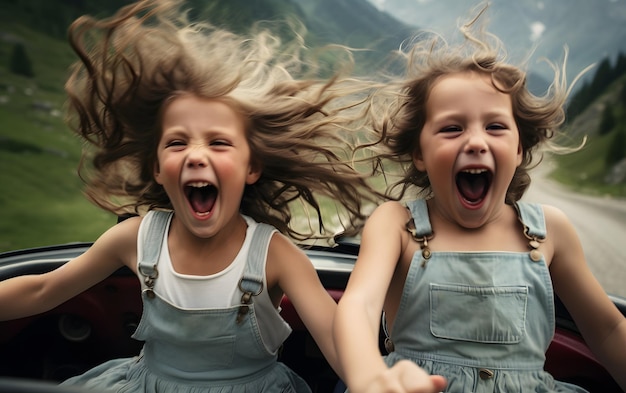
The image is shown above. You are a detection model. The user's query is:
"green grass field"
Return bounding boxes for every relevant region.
[0,24,116,252]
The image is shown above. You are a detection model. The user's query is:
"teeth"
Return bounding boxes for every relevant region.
[462,169,487,174]
[187,181,210,188]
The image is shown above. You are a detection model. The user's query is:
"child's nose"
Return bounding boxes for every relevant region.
[463,130,489,155]
[185,146,209,168]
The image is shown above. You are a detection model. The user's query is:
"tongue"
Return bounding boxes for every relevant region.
[458,174,487,202]
[188,188,216,214]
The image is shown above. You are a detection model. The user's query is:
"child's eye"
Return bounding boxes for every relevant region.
[486,123,507,131]
[165,140,186,148]
[440,125,462,133]
[210,140,232,147]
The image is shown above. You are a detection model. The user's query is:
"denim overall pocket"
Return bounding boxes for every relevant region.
[430,283,528,344]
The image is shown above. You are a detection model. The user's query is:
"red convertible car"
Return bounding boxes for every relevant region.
[0,237,623,392]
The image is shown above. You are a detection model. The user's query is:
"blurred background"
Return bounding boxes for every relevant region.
[0,0,624,296]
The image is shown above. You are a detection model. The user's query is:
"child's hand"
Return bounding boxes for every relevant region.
[359,360,447,393]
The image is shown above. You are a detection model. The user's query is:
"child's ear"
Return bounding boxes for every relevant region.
[412,149,426,172]
[154,162,163,185]
[516,142,523,167]
[246,162,262,185]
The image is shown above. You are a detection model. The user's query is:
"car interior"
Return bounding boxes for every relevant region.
[0,241,624,392]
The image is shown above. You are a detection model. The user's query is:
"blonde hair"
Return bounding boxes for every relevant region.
[65,0,382,239]
[358,5,581,204]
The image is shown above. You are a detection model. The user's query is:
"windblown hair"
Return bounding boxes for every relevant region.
[65,0,382,240]
[358,5,582,204]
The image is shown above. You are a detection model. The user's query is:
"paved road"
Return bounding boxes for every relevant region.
[522,162,626,298]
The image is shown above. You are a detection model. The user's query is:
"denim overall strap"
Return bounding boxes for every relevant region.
[383,199,433,348]
[514,202,547,263]
[137,210,173,296]
[514,202,546,240]
[406,199,433,237]
[236,222,276,324]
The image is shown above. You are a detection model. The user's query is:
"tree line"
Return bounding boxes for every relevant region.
[567,52,626,167]
[567,52,626,120]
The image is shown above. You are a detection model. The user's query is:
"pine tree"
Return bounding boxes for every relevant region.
[9,43,35,78]
[598,105,615,136]
[606,127,626,166]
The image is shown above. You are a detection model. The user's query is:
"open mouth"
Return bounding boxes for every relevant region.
[456,168,492,205]
[184,181,217,215]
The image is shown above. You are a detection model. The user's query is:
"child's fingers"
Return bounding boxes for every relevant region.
[430,375,447,392]
[358,360,446,393]
[394,360,446,393]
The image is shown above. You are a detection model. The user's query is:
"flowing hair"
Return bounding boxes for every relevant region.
[356,4,586,204]
[65,0,383,240]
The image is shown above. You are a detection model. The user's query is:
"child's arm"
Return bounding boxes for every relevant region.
[0,217,139,321]
[546,205,626,390]
[267,233,344,377]
[334,201,446,393]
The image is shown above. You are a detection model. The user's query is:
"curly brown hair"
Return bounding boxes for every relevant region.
[358,5,583,204]
[65,0,383,240]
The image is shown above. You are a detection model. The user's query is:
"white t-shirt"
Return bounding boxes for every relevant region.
[137,213,291,353]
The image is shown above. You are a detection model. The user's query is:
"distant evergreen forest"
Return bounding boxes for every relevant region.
[565,52,626,168]
[567,52,626,120]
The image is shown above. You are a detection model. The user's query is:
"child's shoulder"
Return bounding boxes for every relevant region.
[365,200,415,234]
[266,229,301,258]
[524,203,576,257]
[85,215,143,271]
[514,202,572,232]
[536,203,573,232]
[94,215,144,258]
[97,214,143,243]
[117,214,146,235]
[373,200,411,215]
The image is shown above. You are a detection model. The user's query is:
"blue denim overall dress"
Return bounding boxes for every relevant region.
[382,199,587,393]
[61,210,311,392]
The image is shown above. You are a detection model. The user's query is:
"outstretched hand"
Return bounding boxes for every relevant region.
[358,360,447,393]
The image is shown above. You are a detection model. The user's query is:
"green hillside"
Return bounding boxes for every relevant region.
[0,14,116,252]
[552,74,626,197]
